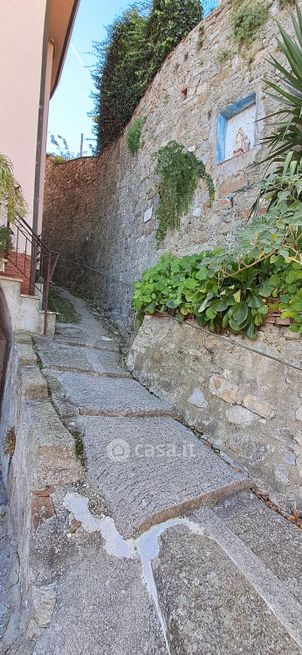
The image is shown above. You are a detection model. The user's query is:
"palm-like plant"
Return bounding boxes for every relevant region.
[262,4,302,164]
[0,154,27,222]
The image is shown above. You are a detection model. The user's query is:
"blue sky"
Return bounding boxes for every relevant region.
[47,0,217,156]
[47,0,131,157]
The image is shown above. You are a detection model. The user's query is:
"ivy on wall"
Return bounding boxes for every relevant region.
[155,141,214,244]
[126,116,147,155]
[231,0,268,48]
[91,1,202,152]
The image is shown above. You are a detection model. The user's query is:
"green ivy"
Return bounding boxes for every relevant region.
[91,1,202,152]
[126,116,147,155]
[134,157,302,338]
[231,1,268,47]
[155,141,215,244]
[0,226,13,257]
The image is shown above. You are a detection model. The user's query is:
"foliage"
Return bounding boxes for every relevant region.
[260,5,302,168]
[50,135,78,160]
[0,226,13,257]
[0,154,27,222]
[231,1,268,46]
[48,285,79,323]
[145,0,202,80]
[134,157,302,338]
[126,116,147,154]
[155,141,215,243]
[91,1,202,152]
[217,48,231,63]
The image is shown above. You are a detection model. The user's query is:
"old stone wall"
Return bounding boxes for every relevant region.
[128,316,302,511]
[43,0,298,335]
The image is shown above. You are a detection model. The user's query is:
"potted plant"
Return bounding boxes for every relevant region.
[0,225,13,272]
[0,154,27,271]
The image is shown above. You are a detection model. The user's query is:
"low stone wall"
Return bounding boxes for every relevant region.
[128,317,302,511]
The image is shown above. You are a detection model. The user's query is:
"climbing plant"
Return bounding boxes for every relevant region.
[91,1,202,152]
[231,0,268,47]
[0,154,26,222]
[134,157,302,337]
[155,141,215,244]
[126,116,147,154]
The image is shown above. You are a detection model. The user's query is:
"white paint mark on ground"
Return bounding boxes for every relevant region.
[64,493,136,559]
[64,492,205,655]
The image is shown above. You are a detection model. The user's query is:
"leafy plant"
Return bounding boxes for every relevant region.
[217,48,231,63]
[260,5,302,167]
[91,1,202,152]
[155,141,215,243]
[231,1,268,46]
[126,116,147,154]
[0,226,13,257]
[50,135,78,160]
[134,155,302,337]
[0,154,27,222]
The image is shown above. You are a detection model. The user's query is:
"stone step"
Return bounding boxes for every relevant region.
[21,366,48,400]
[34,338,126,377]
[80,415,249,538]
[43,371,179,419]
[152,512,302,655]
[27,400,82,488]
[15,342,37,366]
[33,535,167,655]
[206,490,302,605]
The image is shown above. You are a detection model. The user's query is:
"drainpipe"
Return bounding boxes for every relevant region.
[30,0,51,295]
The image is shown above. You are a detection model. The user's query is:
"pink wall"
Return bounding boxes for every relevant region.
[0,0,47,228]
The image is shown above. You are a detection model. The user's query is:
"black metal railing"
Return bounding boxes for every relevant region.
[3,217,58,335]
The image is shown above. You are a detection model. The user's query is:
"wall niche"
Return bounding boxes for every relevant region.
[216,92,257,163]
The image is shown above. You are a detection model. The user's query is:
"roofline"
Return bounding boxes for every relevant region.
[50,0,80,98]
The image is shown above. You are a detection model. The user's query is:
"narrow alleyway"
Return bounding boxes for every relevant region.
[11,289,302,654]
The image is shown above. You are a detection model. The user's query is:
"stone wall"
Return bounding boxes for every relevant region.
[43,0,298,336]
[128,316,302,511]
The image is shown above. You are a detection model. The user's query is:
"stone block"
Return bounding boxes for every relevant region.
[226,405,255,427]
[243,394,275,419]
[21,366,48,400]
[80,415,248,537]
[209,374,238,404]
[219,172,247,196]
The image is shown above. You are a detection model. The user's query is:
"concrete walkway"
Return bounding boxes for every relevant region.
[26,290,302,654]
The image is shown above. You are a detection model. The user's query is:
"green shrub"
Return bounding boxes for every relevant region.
[155,141,215,243]
[0,154,26,222]
[231,2,268,46]
[134,157,302,338]
[217,48,231,63]
[91,1,202,152]
[0,225,13,256]
[126,116,147,154]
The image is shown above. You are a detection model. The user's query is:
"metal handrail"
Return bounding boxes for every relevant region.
[3,217,59,335]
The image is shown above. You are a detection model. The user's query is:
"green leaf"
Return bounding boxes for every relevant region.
[231,302,249,327]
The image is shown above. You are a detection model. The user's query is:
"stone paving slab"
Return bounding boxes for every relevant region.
[153,524,302,655]
[80,415,248,537]
[15,342,38,366]
[27,400,82,488]
[209,490,302,604]
[49,372,178,418]
[34,537,167,655]
[21,366,48,400]
[35,339,127,377]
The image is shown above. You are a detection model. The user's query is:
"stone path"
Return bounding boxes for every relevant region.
[15,290,302,653]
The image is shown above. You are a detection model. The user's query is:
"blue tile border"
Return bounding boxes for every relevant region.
[216,92,257,163]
